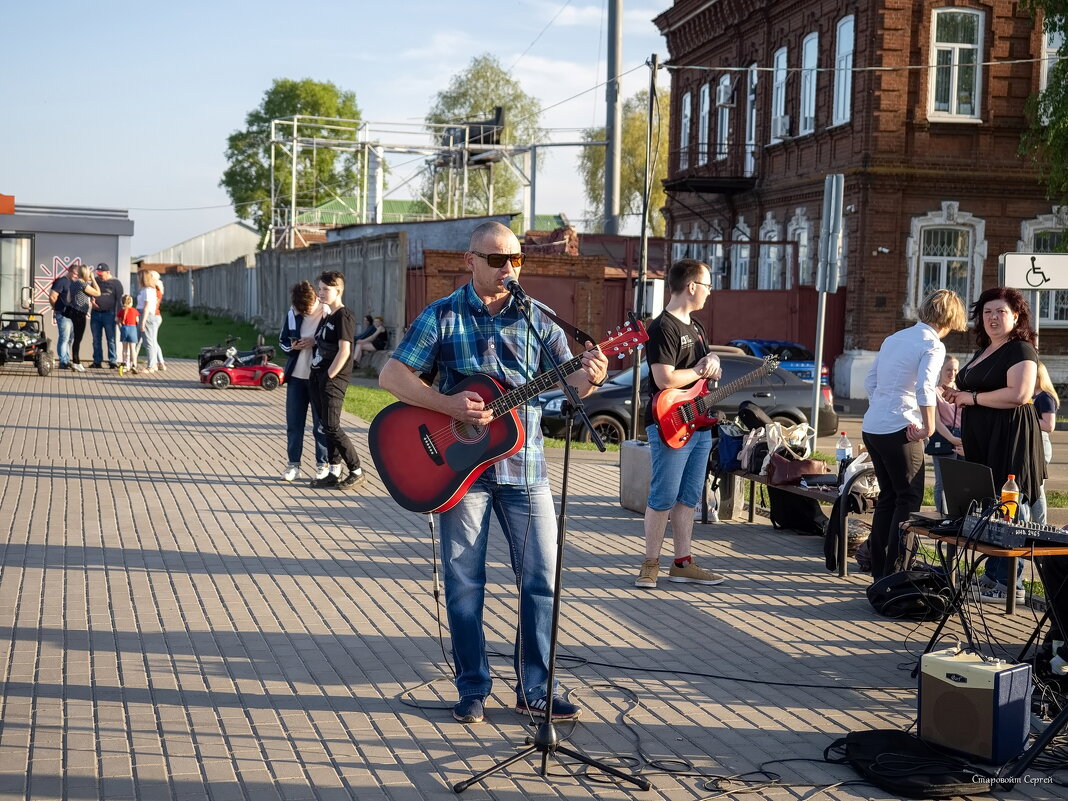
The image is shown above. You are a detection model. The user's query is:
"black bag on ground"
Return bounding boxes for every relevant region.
[865,567,957,621]
[737,400,773,431]
[767,487,828,536]
[825,729,994,798]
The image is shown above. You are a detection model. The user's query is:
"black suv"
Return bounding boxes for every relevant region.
[537,355,838,444]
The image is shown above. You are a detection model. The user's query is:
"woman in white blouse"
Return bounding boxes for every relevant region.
[861,289,966,579]
[136,271,162,373]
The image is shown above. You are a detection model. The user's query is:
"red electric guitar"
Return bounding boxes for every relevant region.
[653,356,779,448]
[369,318,648,513]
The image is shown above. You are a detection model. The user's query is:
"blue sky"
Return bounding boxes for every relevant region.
[4,1,667,257]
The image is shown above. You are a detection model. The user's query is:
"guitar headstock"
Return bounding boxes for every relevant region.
[599,317,649,359]
[763,355,780,371]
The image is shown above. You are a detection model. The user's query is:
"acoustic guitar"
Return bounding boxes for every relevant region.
[369,318,648,513]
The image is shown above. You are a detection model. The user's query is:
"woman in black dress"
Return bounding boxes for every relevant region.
[946,286,1045,603]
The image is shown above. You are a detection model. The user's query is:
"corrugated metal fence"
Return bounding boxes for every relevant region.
[160,233,407,340]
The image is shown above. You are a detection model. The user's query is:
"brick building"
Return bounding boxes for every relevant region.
[654,0,1065,397]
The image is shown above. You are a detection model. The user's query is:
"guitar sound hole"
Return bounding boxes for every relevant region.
[452,421,487,444]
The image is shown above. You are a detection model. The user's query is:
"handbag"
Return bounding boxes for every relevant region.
[766,451,831,485]
[764,421,814,460]
[924,432,955,457]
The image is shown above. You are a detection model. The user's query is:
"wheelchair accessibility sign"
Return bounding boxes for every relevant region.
[1000,252,1068,291]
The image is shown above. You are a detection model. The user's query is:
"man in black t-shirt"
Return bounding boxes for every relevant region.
[89,263,124,368]
[635,259,727,590]
[308,270,365,490]
[48,264,78,369]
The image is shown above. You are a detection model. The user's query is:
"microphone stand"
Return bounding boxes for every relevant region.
[454,291,651,794]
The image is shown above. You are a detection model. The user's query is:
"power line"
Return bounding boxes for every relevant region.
[509,0,573,73]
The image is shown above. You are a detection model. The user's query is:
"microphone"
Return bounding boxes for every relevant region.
[503,275,527,299]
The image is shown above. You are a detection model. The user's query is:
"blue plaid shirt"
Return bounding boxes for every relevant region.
[391,283,571,485]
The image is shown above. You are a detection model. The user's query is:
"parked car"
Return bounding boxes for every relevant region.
[726,339,829,385]
[537,355,838,444]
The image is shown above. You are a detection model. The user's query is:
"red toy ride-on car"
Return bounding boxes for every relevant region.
[200,340,285,390]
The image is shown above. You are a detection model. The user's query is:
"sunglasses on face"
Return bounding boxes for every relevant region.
[470,250,525,270]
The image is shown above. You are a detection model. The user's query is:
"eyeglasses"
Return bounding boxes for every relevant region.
[692,280,712,289]
[471,250,525,270]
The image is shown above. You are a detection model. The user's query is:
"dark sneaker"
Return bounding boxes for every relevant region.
[108,362,119,369]
[515,695,581,721]
[336,470,366,490]
[452,696,485,724]
[310,474,340,489]
[89,362,103,369]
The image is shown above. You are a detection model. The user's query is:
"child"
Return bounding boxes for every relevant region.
[117,295,139,375]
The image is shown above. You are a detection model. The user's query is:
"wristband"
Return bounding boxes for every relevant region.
[971,390,979,406]
[589,375,606,387]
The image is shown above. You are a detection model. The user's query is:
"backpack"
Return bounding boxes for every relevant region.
[766,487,828,536]
[865,567,957,622]
[51,275,76,318]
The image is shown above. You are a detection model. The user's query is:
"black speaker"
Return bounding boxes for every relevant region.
[918,647,1031,764]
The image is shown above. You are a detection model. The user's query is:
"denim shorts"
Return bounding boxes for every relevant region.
[645,425,713,511]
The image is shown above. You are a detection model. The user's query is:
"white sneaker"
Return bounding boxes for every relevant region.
[72,363,86,372]
[314,463,331,480]
[329,464,343,478]
[282,464,300,482]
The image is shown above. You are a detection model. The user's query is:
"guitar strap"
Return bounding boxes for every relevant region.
[529,299,598,348]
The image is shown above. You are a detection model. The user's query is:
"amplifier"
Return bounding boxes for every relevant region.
[918,647,1031,764]
[961,515,1068,548]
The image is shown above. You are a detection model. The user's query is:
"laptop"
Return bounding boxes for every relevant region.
[912,458,998,531]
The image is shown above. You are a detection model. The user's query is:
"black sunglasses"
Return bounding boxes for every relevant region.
[470,250,525,269]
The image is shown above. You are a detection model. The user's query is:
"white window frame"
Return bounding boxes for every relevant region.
[904,201,987,318]
[771,48,788,142]
[697,84,710,166]
[1041,21,1065,93]
[787,208,813,286]
[679,91,692,170]
[731,219,751,290]
[833,15,854,126]
[800,33,818,135]
[757,212,784,289]
[715,75,732,160]
[1019,207,1068,325]
[672,224,687,262]
[744,65,758,176]
[928,7,984,121]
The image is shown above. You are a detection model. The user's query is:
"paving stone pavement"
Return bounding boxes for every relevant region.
[0,362,1060,800]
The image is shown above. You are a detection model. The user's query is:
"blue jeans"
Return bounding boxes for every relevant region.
[285,376,328,466]
[90,310,118,364]
[55,314,73,366]
[439,474,557,702]
[645,425,713,511]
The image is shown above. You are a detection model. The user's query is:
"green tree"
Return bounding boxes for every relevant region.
[577,87,670,237]
[221,78,362,239]
[1022,3,1068,210]
[422,55,542,217]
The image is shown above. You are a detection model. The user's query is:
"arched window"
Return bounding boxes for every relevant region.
[787,208,813,286]
[679,91,692,169]
[905,202,987,317]
[833,15,854,125]
[758,212,784,289]
[1019,207,1068,323]
[731,218,751,290]
[800,33,818,135]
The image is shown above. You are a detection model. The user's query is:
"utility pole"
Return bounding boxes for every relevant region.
[604,0,622,235]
